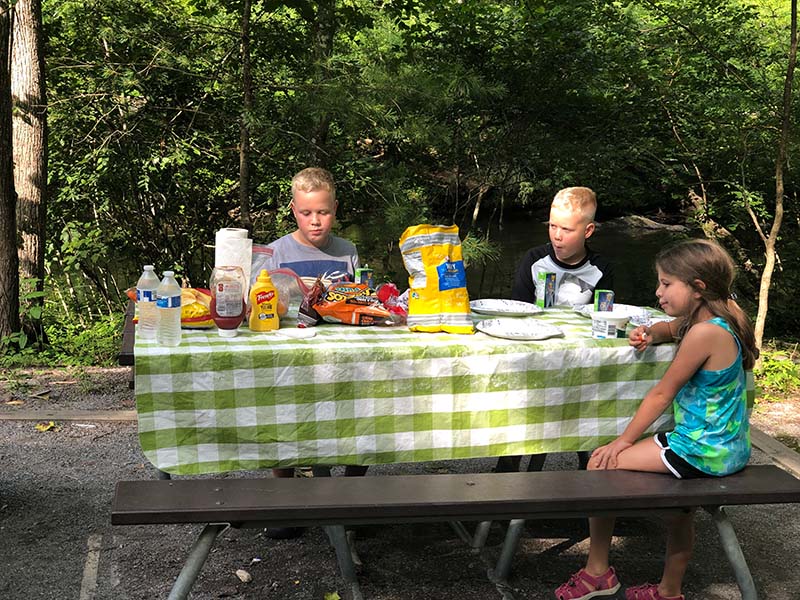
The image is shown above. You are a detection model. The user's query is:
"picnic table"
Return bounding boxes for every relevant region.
[126,307,716,476]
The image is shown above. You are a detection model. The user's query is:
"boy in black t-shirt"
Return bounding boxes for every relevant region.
[496,187,614,473]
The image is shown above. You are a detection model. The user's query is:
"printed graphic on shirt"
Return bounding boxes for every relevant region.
[278,260,351,288]
[554,272,595,305]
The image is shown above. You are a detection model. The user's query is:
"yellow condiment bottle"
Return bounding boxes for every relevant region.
[248,270,280,331]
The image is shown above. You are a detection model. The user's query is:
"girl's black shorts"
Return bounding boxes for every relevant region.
[654,432,711,479]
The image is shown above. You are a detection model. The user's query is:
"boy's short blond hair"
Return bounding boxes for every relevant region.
[291,167,336,202]
[551,187,597,223]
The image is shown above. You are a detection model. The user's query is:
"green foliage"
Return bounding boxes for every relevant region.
[3,0,790,363]
[43,314,124,367]
[755,347,800,405]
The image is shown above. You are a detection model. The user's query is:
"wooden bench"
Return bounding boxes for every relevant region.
[111,465,800,600]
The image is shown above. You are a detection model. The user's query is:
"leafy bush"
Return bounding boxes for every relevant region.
[754,347,800,404]
[43,314,124,367]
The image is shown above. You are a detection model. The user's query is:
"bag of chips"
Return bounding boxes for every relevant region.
[313,282,391,326]
[399,224,473,334]
[180,288,215,329]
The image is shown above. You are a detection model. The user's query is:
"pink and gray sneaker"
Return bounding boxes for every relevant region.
[554,566,622,600]
[625,583,684,600]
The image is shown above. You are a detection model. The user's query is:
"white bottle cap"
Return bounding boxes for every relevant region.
[217,327,239,338]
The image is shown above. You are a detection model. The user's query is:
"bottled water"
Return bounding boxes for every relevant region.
[136,265,160,340]
[156,271,183,347]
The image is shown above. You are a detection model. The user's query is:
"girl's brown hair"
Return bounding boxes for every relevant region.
[655,238,759,369]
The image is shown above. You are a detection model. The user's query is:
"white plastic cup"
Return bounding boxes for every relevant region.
[591,311,631,339]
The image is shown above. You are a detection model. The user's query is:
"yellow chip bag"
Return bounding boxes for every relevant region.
[181,288,214,328]
[399,224,473,334]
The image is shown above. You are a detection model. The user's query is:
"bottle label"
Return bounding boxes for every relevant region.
[157,295,182,309]
[255,289,275,304]
[137,289,156,303]
[216,281,243,317]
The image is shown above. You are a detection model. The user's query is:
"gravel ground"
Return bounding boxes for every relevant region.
[2,368,800,600]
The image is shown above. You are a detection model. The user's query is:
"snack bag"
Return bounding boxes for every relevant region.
[181,288,215,328]
[313,282,391,326]
[398,224,473,334]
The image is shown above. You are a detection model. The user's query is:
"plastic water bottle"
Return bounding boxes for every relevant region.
[156,271,183,347]
[136,265,160,340]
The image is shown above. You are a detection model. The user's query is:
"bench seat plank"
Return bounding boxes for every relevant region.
[112,465,800,527]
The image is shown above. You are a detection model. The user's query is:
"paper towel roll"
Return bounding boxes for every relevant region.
[217,227,249,240]
[215,228,253,295]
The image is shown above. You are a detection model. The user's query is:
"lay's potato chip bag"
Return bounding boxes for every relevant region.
[399,224,473,334]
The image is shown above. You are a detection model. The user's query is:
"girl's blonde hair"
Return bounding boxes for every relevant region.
[655,239,758,369]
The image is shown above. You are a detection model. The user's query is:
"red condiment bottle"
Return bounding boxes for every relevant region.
[210,266,246,337]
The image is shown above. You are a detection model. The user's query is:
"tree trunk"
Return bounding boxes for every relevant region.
[238,0,252,233]
[11,0,47,340]
[753,0,796,363]
[0,0,21,340]
[309,0,335,165]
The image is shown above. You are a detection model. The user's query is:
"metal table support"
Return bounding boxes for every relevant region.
[167,524,227,600]
[706,506,757,600]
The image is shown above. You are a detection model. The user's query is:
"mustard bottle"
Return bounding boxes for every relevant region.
[248,270,280,331]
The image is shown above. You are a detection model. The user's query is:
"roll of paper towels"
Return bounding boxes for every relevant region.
[215,228,253,295]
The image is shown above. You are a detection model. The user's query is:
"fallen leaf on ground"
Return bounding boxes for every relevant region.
[34,421,59,432]
[235,569,252,583]
[324,592,341,600]
[4,399,24,405]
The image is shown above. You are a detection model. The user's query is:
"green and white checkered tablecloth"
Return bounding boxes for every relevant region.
[133,309,720,475]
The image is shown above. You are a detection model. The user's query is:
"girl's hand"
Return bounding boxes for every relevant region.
[588,438,633,470]
[629,325,651,352]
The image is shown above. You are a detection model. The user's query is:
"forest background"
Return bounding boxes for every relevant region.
[0,0,798,389]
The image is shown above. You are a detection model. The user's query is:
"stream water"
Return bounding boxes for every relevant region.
[465,217,687,308]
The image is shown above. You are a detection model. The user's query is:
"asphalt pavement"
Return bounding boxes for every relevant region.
[2,416,800,600]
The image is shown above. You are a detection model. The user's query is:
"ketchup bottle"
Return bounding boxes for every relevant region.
[210,266,246,337]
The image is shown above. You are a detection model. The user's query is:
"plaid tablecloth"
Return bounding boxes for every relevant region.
[133,309,750,475]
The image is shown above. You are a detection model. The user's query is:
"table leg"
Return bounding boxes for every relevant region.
[167,523,226,600]
[471,521,493,551]
[448,520,473,545]
[489,519,525,583]
[705,506,758,600]
[325,525,364,600]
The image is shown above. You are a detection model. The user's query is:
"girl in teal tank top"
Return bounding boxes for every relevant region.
[554,239,759,600]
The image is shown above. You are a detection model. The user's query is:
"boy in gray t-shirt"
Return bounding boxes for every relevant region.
[264,167,367,539]
[262,230,358,289]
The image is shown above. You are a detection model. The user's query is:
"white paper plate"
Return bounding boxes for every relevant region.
[470,299,543,317]
[476,318,564,341]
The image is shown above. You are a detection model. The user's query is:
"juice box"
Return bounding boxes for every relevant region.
[355,266,374,289]
[593,289,614,311]
[535,272,557,308]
